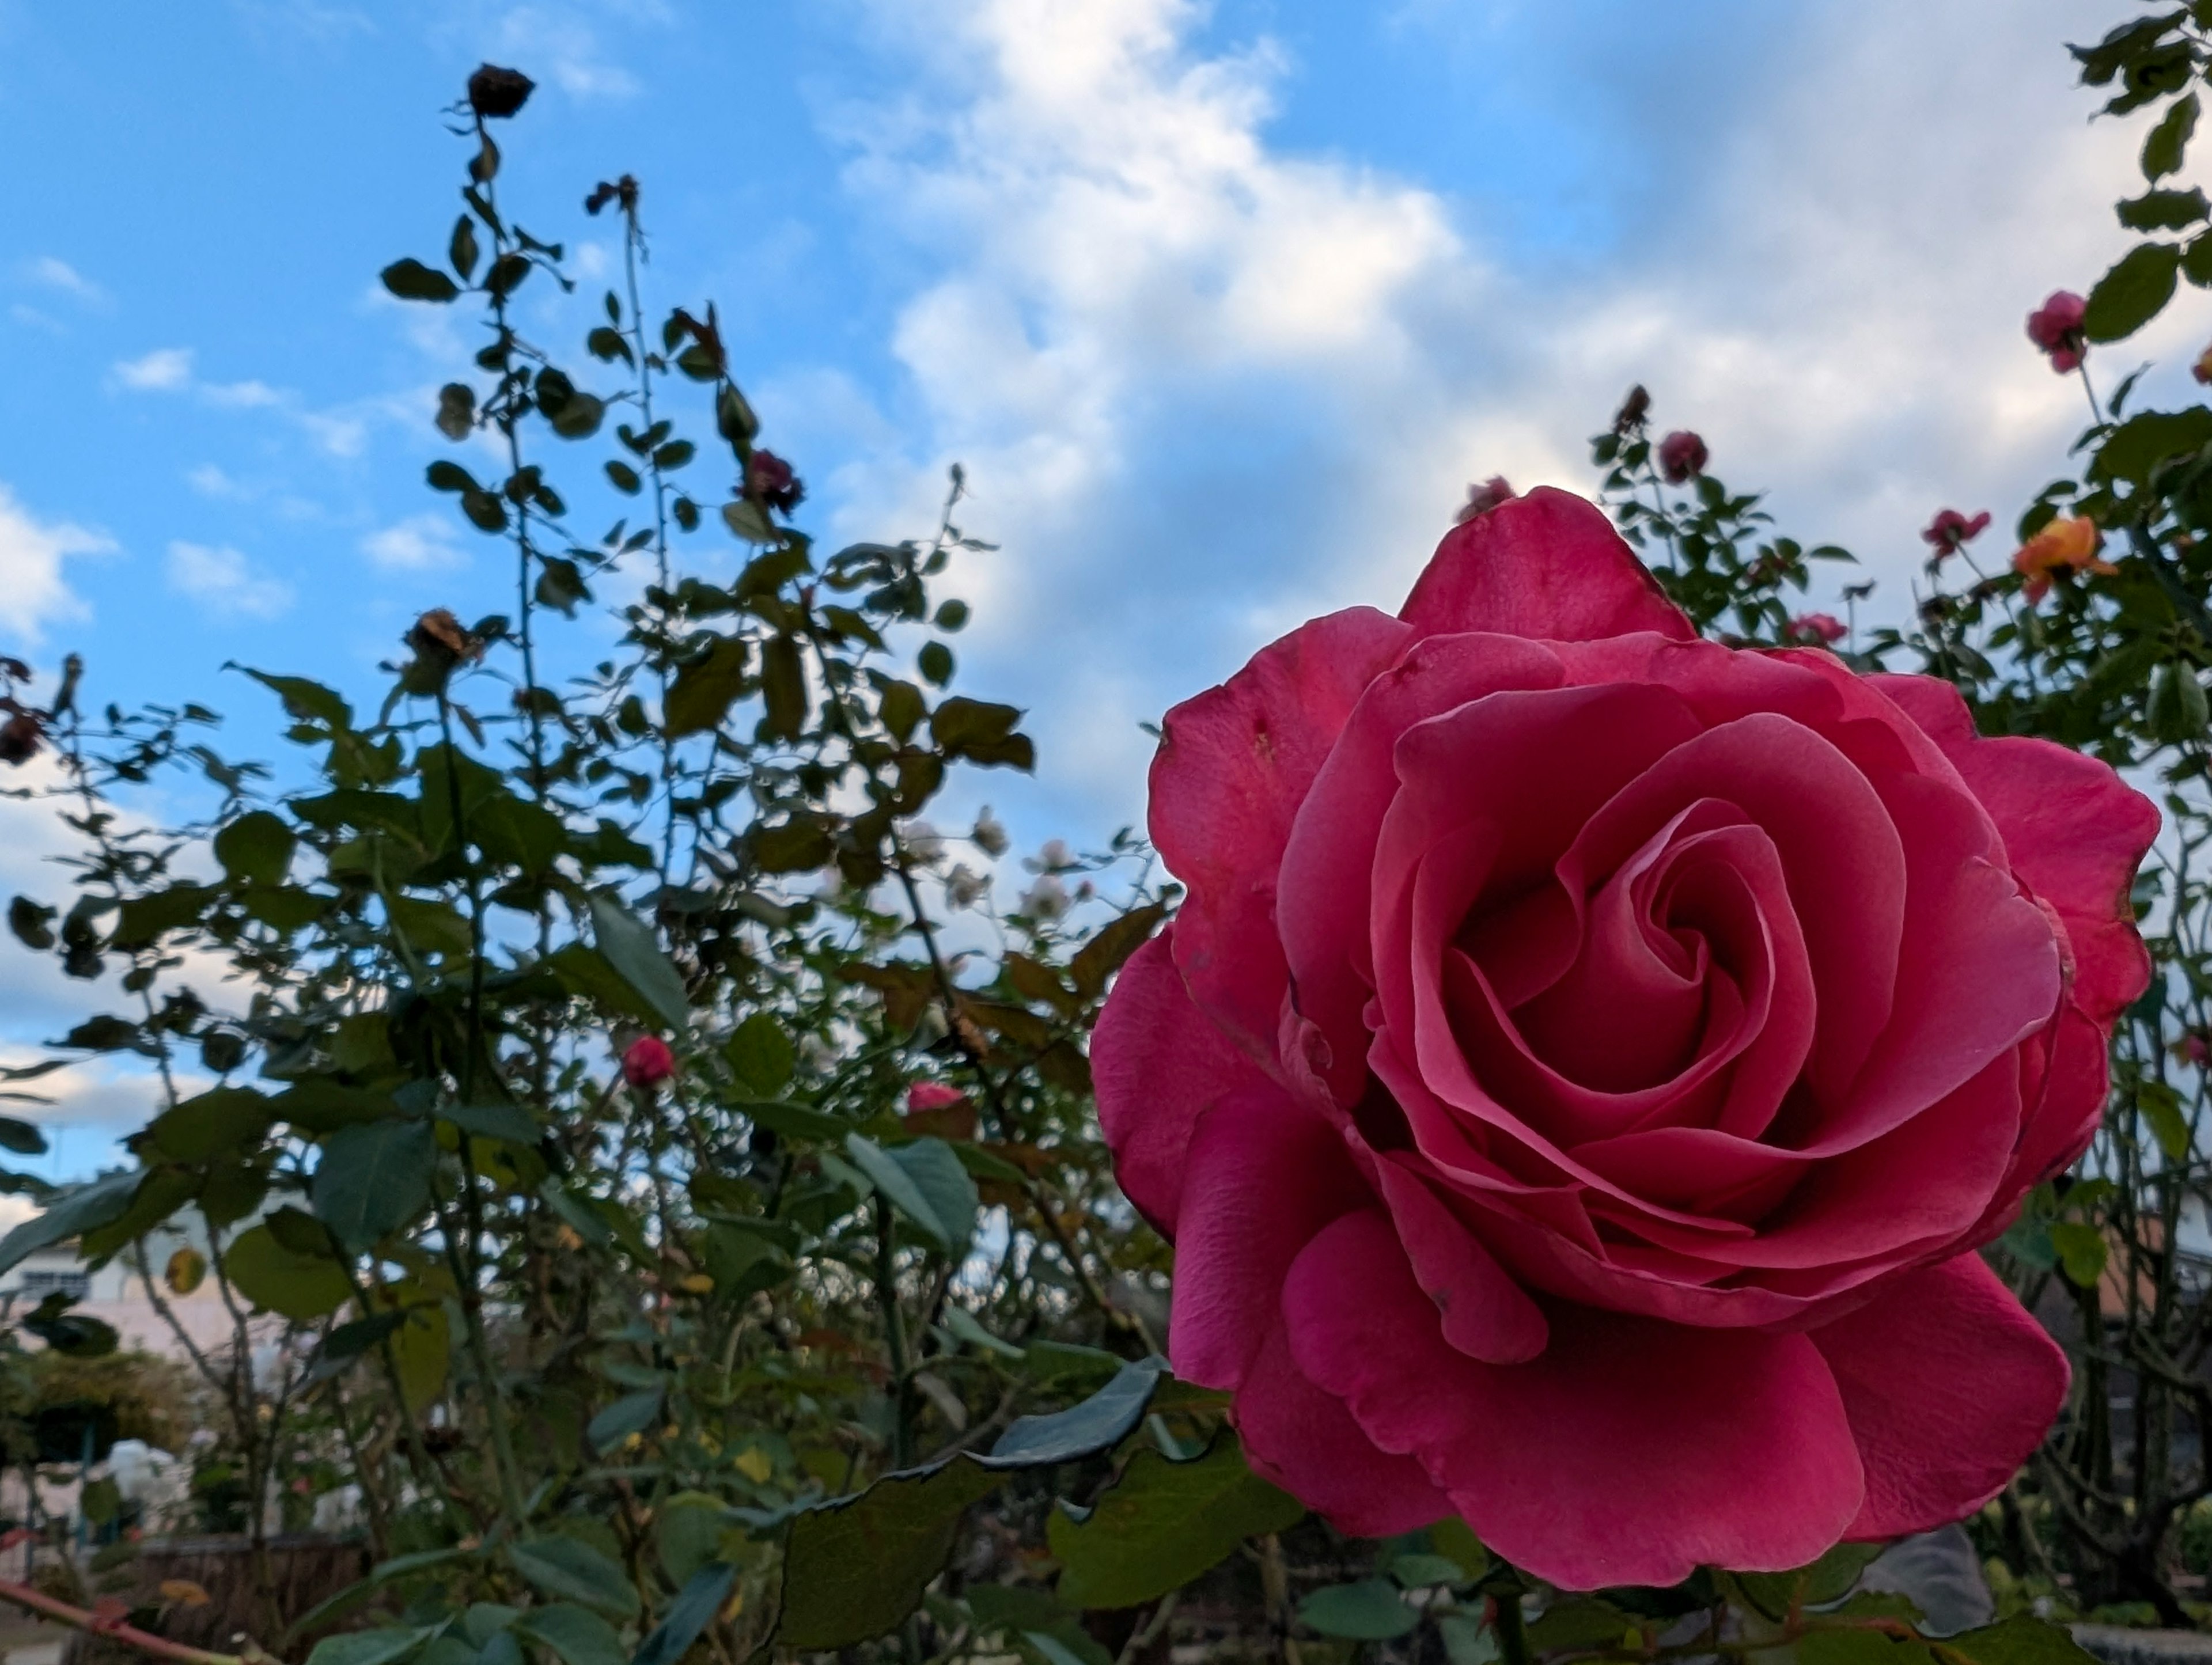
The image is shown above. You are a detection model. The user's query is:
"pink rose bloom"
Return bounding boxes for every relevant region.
[622,1035,676,1090]
[1657,430,1708,484]
[2027,290,2088,374]
[1790,612,1847,646]
[1922,509,1993,559]
[1094,488,2156,1589]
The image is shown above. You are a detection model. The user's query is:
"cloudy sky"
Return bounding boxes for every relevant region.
[0,0,2184,1170]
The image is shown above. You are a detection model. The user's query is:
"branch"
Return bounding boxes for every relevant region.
[0,1577,273,1665]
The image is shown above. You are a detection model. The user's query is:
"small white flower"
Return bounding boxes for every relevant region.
[972,806,1009,858]
[1028,837,1073,873]
[945,864,989,909]
[1021,874,1070,921]
[899,818,945,866]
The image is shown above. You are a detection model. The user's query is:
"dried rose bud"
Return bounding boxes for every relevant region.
[0,711,41,767]
[747,449,805,516]
[1612,384,1651,436]
[467,65,535,121]
[1454,476,1516,524]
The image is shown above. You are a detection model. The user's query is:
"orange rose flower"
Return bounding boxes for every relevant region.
[2014,515,2113,602]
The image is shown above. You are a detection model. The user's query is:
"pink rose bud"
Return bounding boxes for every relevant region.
[1789,612,1847,646]
[2026,290,2088,374]
[1657,430,1707,484]
[1455,477,1516,525]
[1921,509,1992,559]
[906,1082,967,1114]
[622,1036,676,1089]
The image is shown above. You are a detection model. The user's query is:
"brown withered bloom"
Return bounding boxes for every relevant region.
[1612,384,1652,436]
[585,176,640,217]
[467,65,535,121]
[408,608,486,667]
[0,711,42,767]
[748,450,805,516]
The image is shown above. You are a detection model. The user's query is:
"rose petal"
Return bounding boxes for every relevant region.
[1400,487,1694,646]
[1376,1162,1548,1363]
[1152,606,1414,1061]
[1168,1083,1372,1392]
[1283,1209,1864,1589]
[1812,1254,2069,1539]
[1094,930,1274,1233]
[1873,673,2157,1026]
[1235,1320,1448,1538]
[1276,632,1567,1102]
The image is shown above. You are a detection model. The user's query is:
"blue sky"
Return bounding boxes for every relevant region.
[0,0,2179,1172]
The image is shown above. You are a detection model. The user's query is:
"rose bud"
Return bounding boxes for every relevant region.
[1612,384,1652,435]
[1455,477,1516,524]
[622,1036,676,1090]
[1921,509,1992,559]
[747,450,805,516]
[2026,290,2088,374]
[467,65,535,120]
[1657,429,1708,484]
[1096,486,2155,1589]
[1789,611,1847,645]
[0,711,41,767]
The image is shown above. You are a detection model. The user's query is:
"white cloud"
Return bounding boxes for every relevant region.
[185,464,247,499]
[492,7,639,100]
[812,0,2151,836]
[200,378,284,410]
[0,486,108,644]
[23,257,104,306]
[361,513,465,571]
[165,541,294,620]
[113,347,194,391]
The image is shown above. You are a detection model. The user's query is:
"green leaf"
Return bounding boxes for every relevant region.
[2084,242,2182,342]
[2050,1219,2109,1288]
[2089,407,2212,485]
[215,810,297,887]
[760,634,807,739]
[1735,1542,1885,1620]
[1946,1617,2107,1665]
[243,669,351,729]
[1069,902,1168,999]
[844,1134,978,1255]
[313,1119,436,1251]
[1051,1434,1303,1610]
[302,1312,406,1387]
[589,895,691,1031]
[740,1099,849,1141]
[722,1013,793,1098]
[507,1538,640,1620]
[2144,90,2199,179]
[779,1462,1002,1649]
[147,1087,273,1163]
[918,641,955,687]
[381,259,459,302]
[721,499,777,544]
[2139,1080,2192,1160]
[2120,186,2211,230]
[512,1606,624,1665]
[1298,1581,1418,1641]
[306,1628,434,1665]
[1525,1599,1635,1652]
[632,1562,736,1665]
[0,1170,139,1277]
[588,1387,664,1452]
[664,635,750,739]
[1388,1554,1469,1590]
[605,460,642,494]
[224,1224,350,1321]
[1440,1614,1501,1665]
[0,1118,45,1156]
[8,897,54,949]
[982,1358,1164,1467]
[440,1102,539,1146]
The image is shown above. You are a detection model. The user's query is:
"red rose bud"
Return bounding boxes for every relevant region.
[2025,290,2088,374]
[1657,430,1707,484]
[622,1036,676,1089]
[1921,509,1992,559]
[1454,477,1516,524]
[747,450,805,516]
[2195,344,2212,386]
[1789,612,1847,646]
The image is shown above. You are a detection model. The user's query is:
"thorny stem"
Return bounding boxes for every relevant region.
[0,1577,266,1665]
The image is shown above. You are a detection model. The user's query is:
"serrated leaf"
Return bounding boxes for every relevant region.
[1051,1434,1303,1610]
[779,1463,1001,1649]
[224,1224,350,1321]
[312,1119,436,1251]
[982,1358,1163,1468]
[2085,242,2182,342]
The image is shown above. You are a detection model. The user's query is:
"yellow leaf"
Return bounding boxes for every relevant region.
[160,1580,210,1609]
[165,1247,206,1296]
[733,1446,772,1485]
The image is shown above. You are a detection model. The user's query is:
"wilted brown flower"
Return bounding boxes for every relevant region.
[467,65,535,120]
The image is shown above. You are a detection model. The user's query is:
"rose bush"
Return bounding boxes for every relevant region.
[1095,487,2158,1590]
